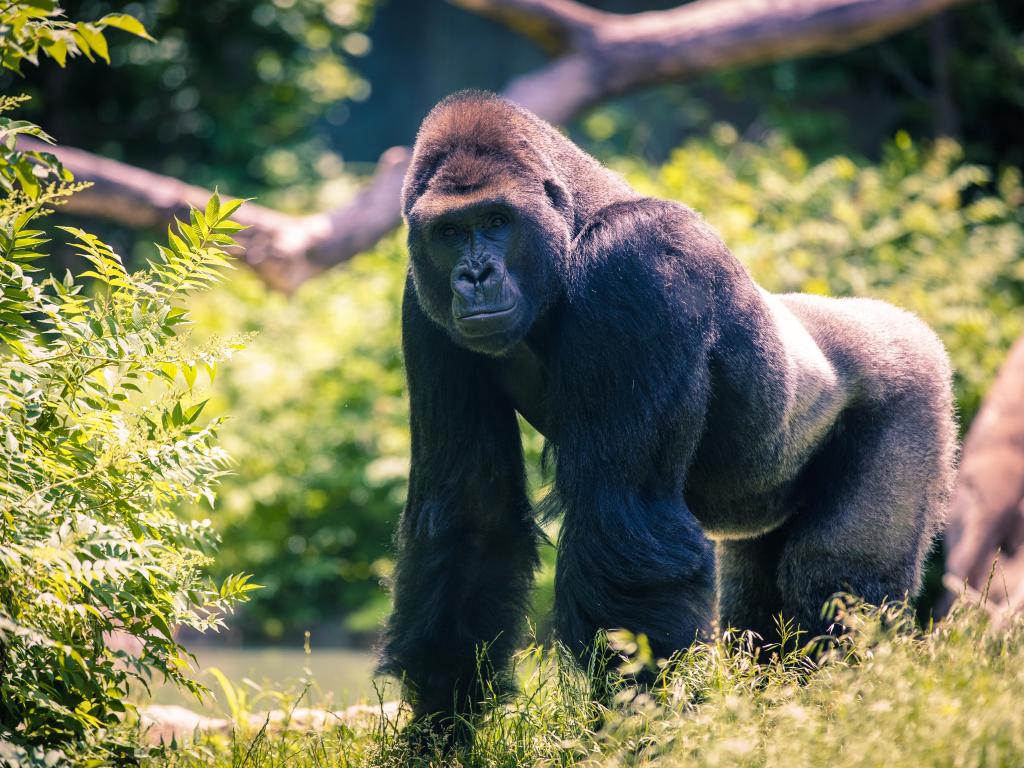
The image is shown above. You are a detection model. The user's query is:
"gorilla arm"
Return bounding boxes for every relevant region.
[548,199,718,661]
[379,276,540,727]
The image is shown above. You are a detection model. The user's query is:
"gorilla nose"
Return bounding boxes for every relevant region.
[452,259,503,301]
[454,261,496,288]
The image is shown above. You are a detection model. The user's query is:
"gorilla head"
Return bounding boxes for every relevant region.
[401,98,569,354]
[400,91,627,355]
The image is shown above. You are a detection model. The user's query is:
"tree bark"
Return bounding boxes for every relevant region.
[28,0,976,291]
[21,137,410,293]
[941,334,1024,619]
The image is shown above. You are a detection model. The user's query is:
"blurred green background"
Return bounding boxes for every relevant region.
[4,0,1022,645]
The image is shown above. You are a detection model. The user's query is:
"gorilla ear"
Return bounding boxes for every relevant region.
[544,179,572,214]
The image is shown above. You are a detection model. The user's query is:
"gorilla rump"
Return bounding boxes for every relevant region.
[380,91,957,730]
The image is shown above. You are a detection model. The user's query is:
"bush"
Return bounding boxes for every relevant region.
[183,242,409,641]
[189,130,1023,640]
[0,5,255,763]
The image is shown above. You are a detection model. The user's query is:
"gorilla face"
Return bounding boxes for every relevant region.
[408,187,563,356]
[435,203,525,339]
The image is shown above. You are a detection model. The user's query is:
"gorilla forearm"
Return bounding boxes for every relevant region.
[381,509,539,718]
[381,285,541,723]
[555,489,714,662]
[544,199,721,658]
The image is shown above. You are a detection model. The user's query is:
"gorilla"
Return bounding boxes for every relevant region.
[380,90,957,732]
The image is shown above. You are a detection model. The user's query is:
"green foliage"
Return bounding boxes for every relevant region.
[0,88,255,761]
[0,92,83,221]
[0,1,154,73]
[183,242,409,641]
[3,0,379,203]
[149,600,1024,767]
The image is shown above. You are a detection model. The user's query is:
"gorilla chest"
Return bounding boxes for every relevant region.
[487,342,553,439]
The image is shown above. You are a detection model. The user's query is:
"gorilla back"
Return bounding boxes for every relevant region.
[381,90,957,733]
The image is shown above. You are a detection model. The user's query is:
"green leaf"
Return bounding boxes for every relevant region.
[211,220,248,233]
[71,28,95,62]
[75,24,110,64]
[149,611,174,642]
[204,193,221,226]
[167,227,190,257]
[40,35,69,67]
[97,14,157,42]
[184,400,208,424]
[217,197,247,221]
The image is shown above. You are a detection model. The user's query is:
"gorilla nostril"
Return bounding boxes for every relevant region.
[453,261,500,289]
[453,265,475,288]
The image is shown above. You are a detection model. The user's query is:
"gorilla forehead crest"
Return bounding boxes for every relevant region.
[402,93,554,216]
[432,148,507,195]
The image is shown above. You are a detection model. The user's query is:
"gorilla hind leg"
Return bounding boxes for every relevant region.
[716,525,789,650]
[778,399,953,635]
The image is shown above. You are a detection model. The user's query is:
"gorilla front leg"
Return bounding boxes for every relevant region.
[381,283,539,736]
[382,504,539,726]
[554,488,715,673]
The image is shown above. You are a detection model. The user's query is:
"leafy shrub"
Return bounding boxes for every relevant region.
[188,130,1022,640]
[183,244,409,641]
[1,5,255,763]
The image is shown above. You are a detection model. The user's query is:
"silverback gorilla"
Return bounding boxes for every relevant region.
[380,91,957,733]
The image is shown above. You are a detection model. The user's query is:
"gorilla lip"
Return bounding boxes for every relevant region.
[454,302,519,335]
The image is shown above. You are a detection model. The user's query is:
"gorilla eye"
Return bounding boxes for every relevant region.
[439,224,459,238]
[487,214,509,229]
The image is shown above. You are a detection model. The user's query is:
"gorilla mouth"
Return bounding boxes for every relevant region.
[454,302,519,336]
[457,304,517,320]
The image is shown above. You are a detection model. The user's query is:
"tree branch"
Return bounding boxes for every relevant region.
[448,0,602,55]
[21,136,410,292]
[30,0,976,290]
[940,333,1024,619]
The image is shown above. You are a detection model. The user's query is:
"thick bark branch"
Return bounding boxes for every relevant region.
[449,0,602,55]
[22,136,409,292]
[941,334,1024,619]
[32,0,976,289]
[466,0,976,122]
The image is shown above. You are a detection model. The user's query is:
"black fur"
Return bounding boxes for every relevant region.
[380,91,957,735]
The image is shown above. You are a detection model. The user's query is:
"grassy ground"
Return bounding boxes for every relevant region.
[147,599,1024,768]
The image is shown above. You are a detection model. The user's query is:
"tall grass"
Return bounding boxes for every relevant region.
[148,598,1024,767]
